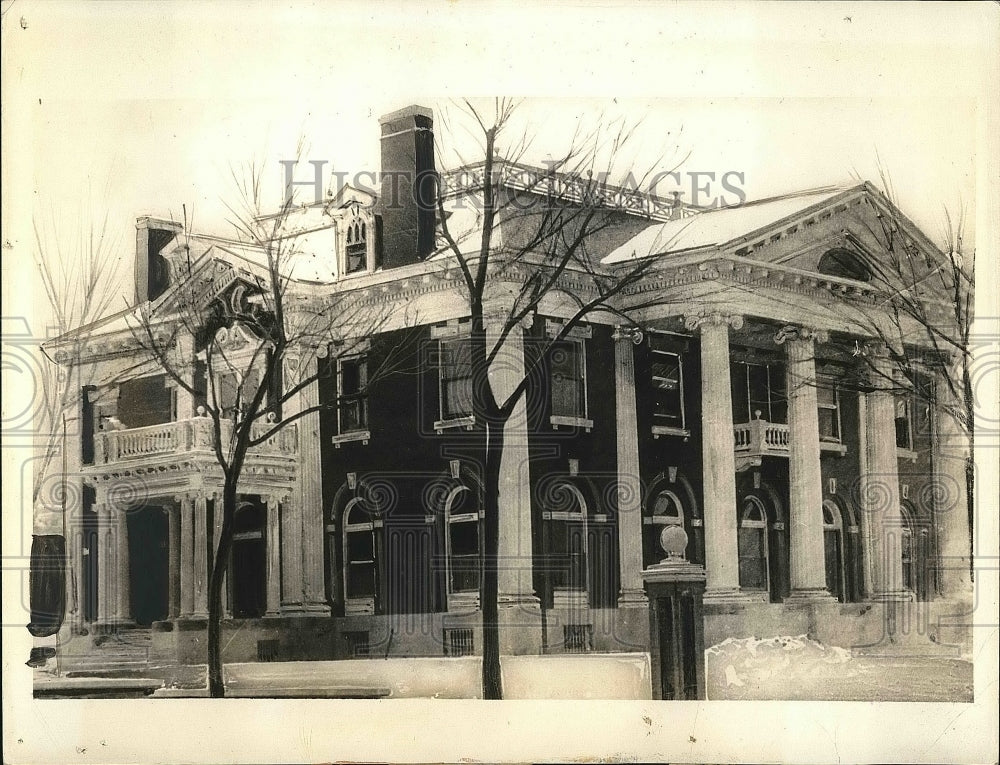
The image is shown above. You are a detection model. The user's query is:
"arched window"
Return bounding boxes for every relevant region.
[543,482,589,599]
[444,485,481,604]
[822,500,846,601]
[900,502,917,597]
[345,208,368,274]
[818,247,871,281]
[342,497,381,615]
[643,475,702,569]
[738,496,769,592]
[230,500,266,618]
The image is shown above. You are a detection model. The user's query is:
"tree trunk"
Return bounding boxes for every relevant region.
[207,481,237,697]
[481,421,505,700]
[963,363,975,583]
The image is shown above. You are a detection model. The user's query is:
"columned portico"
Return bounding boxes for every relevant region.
[862,344,909,601]
[776,326,834,602]
[613,326,647,608]
[685,313,748,602]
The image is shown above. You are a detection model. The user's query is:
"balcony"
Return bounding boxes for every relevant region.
[85,417,298,498]
[733,419,790,457]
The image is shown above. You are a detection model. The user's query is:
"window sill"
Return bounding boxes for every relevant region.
[550,415,594,432]
[331,430,370,448]
[820,441,848,455]
[896,447,919,462]
[652,425,691,440]
[434,415,475,434]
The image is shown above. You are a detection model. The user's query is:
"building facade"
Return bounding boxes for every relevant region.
[38,105,973,699]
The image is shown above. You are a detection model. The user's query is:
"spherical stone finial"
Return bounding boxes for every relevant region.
[659,524,689,562]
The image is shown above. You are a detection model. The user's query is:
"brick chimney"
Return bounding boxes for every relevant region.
[135,217,183,303]
[378,105,437,268]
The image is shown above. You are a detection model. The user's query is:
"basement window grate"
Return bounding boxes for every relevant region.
[344,631,370,658]
[444,628,475,657]
[563,624,593,653]
[257,639,280,662]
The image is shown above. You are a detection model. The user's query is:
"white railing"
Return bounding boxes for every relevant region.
[98,417,298,464]
[733,419,790,456]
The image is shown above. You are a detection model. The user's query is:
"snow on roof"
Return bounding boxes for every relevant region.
[601,185,857,265]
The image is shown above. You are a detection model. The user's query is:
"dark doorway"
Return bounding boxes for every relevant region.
[231,500,267,618]
[82,487,98,623]
[117,375,172,429]
[127,506,169,626]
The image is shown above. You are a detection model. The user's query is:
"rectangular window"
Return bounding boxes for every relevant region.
[439,337,473,420]
[817,382,841,442]
[563,624,594,653]
[338,356,368,433]
[731,361,785,424]
[651,347,685,428]
[550,338,586,419]
[444,628,475,657]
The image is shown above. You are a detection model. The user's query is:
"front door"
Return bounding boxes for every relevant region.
[127,506,169,626]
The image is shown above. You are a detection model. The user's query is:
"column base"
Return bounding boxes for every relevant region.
[495,593,542,655]
[785,587,837,604]
[869,589,914,603]
[617,588,649,608]
[280,601,332,616]
[702,586,763,605]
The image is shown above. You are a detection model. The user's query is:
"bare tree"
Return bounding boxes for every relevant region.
[129,159,404,696]
[434,99,687,699]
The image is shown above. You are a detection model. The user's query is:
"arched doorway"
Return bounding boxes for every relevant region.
[737,495,770,596]
[900,501,928,601]
[822,500,846,601]
[230,499,266,618]
[127,505,169,626]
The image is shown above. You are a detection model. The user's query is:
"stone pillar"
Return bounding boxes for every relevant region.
[282,348,331,615]
[179,496,195,617]
[862,345,908,601]
[265,497,282,616]
[192,494,209,618]
[932,373,972,599]
[168,504,180,618]
[685,313,746,602]
[613,327,647,607]
[95,502,113,626]
[211,498,231,618]
[486,311,541,653]
[114,509,132,623]
[172,333,198,420]
[776,326,834,602]
[486,315,538,606]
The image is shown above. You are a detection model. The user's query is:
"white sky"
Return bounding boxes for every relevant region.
[4,2,992,332]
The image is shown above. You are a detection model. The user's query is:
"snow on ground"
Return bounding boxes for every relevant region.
[706,634,973,702]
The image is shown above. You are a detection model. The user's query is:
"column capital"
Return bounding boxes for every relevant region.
[774,325,829,345]
[612,325,644,344]
[482,307,534,331]
[683,312,744,332]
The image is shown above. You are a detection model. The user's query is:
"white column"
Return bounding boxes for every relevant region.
[685,313,745,601]
[282,349,330,614]
[932,373,972,599]
[265,497,282,616]
[172,333,197,419]
[114,509,131,623]
[486,313,537,607]
[168,504,180,618]
[192,494,209,617]
[179,496,195,617]
[95,502,113,627]
[211,498,231,618]
[862,345,908,601]
[777,326,834,601]
[613,327,647,606]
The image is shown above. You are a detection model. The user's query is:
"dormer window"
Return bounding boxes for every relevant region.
[345,214,367,274]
